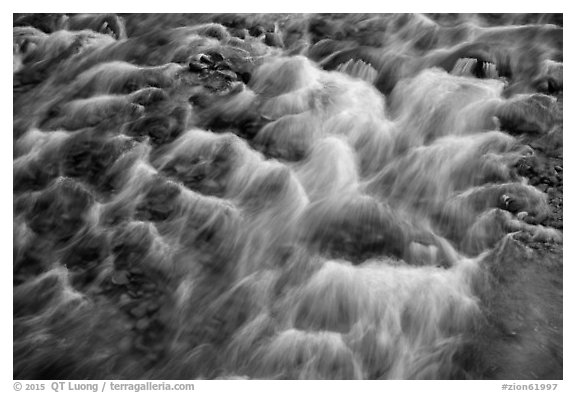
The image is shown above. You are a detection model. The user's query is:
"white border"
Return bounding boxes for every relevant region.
[3,4,572,392]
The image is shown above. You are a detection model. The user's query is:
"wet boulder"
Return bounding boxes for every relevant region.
[534,60,562,93]
[67,14,127,40]
[26,178,95,241]
[61,133,128,186]
[130,87,168,107]
[249,25,266,37]
[301,195,409,262]
[135,177,182,221]
[188,60,209,73]
[14,157,59,193]
[497,93,559,134]
[111,221,157,270]
[264,32,283,48]
[125,105,188,146]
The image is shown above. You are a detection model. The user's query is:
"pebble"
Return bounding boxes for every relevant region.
[111,270,130,286]
[119,294,132,307]
[189,61,209,73]
[216,70,238,81]
[197,54,213,65]
[147,301,160,314]
[249,25,265,37]
[136,318,151,331]
[130,304,148,318]
[264,32,283,48]
[119,336,133,352]
[238,72,251,84]
[128,290,141,298]
[230,28,246,39]
[215,60,233,71]
[130,267,144,276]
[206,51,224,63]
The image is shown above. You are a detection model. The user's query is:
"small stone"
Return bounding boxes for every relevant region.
[119,336,133,351]
[197,54,213,65]
[130,304,148,318]
[264,32,283,48]
[147,302,160,314]
[130,267,144,276]
[554,165,563,172]
[111,270,130,286]
[215,60,233,71]
[128,290,141,298]
[189,61,209,73]
[238,72,251,84]
[216,70,238,81]
[206,51,224,63]
[230,28,246,39]
[119,294,132,307]
[136,318,151,331]
[550,221,563,229]
[537,183,548,193]
[249,25,265,37]
[529,176,540,186]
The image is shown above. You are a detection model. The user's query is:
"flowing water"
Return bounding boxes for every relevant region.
[13,13,563,379]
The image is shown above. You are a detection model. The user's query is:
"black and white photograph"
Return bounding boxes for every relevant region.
[11,7,566,385]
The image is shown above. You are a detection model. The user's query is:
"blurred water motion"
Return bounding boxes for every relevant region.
[13,13,562,379]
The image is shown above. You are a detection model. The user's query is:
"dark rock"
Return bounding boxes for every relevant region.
[203,24,228,40]
[111,222,155,269]
[189,61,209,73]
[64,232,109,269]
[497,94,559,135]
[249,25,266,37]
[125,115,176,146]
[216,70,238,81]
[131,87,168,107]
[264,32,284,48]
[14,159,59,193]
[198,54,213,65]
[230,28,246,39]
[238,71,251,84]
[205,50,224,63]
[26,179,94,241]
[529,176,541,186]
[215,60,233,71]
